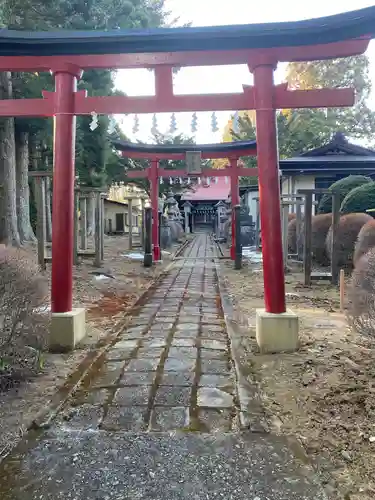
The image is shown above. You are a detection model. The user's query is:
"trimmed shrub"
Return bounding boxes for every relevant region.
[340,181,375,214]
[0,247,48,391]
[287,219,297,253]
[311,213,333,265]
[353,219,375,266]
[317,175,372,214]
[347,248,375,337]
[326,213,372,267]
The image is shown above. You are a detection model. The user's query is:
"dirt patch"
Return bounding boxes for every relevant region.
[0,235,180,457]
[220,258,375,500]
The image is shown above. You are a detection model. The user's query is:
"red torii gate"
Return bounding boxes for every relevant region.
[112,140,258,261]
[0,7,373,349]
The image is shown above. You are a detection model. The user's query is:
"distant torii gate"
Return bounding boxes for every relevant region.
[112,140,258,261]
[0,7,372,350]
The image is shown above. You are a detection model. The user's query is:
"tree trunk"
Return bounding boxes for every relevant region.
[0,72,20,246]
[87,194,96,236]
[15,130,36,243]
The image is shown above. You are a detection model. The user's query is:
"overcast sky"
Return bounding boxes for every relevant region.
[114,0,375,144]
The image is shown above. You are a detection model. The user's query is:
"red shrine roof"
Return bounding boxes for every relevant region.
[181,177,230,202]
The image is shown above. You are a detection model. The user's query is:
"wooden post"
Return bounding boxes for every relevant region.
[35,176,46,270]
[282,203,289,268]
[340,269,345,312]
[150,160,161,261]
[100,195,104,261]
[230,158,240,261]
[255,198,260,249]
[94,191,102,267]
[303,192,313,286]
[45,176,52,242]
[234,205,242,270]
[144,206,152,267]
[128,197,133,250]
[296,196,303,260]
[50,69,78,314]
[73,190,79,265]
[331,191,340,286]
[140,197,145,247]
[80,196,87,250]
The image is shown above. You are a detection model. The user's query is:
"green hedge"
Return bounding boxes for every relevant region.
[317,175,372,214]
[341,182,375,214]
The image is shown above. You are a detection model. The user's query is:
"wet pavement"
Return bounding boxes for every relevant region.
[0,234,327,499]
[58,233,237,433]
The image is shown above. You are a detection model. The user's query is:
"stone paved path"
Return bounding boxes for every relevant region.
[0,234,327,500]
[59,233,237,433]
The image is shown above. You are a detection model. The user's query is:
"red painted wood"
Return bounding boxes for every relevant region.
[122,150,257,161]
[229,158,240,261]
[0,98,53,117]
[150,160,161,261]
[0,35,369,319]
[126,167,258,178]
[274,85,355,108]
[76,93,254,115]
[0,85,355,118]
[0,39,368,71]
[77,88,354,115]
[51,70,78,313]
[253,64,286,314]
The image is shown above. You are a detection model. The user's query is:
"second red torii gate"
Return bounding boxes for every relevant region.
[112,139,258,261]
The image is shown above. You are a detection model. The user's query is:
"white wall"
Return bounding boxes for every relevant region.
[104,203,140,234]
[281,175,316,215]
[244,190,260,226]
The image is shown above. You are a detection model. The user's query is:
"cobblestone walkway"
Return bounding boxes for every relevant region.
[0,233,328,500]
[60,233,238,433]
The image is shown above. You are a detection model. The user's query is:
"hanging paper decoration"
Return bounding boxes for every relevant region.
[191,112,198,134]
[132,114,140,134]
[159,177,164,185]
[215,177,218,184]
[108,115,116,135]
[179,177,183,184]
[225,176,229,184]
[207,177,211,186]
[151,114,158,135]
[232,111,240,134]
[187,177,191,185]
[169,113,177,134]
[89,111,98,131]
[169,177,173,185]
[211,112,219,133]
[198,177,202,185]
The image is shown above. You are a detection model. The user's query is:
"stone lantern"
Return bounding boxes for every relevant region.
[166,189,178,219]
[182,201,193,233]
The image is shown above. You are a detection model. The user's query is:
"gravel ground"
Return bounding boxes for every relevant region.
[0,235,179,457]
[220,258,375,500]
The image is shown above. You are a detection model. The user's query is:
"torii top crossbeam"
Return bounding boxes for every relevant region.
[0,6,374,57]
[1,7,373,323]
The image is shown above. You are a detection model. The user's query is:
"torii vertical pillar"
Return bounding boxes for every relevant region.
[230,157,240,260]
[50,65,86,352]
[251,62,298,353]
[150,160,161,262]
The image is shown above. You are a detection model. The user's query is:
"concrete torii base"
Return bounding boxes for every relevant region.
[49,308,86,353]
[256,308,299,354]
